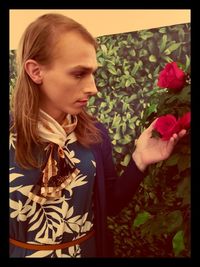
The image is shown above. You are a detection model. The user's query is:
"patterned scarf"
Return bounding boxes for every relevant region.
[28,110,80,205]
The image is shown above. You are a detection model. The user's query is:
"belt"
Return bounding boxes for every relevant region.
[9,229,95,251]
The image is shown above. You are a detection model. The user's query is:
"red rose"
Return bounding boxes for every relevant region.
[178,112,191,130]
[154,114,180,140]
[157,62,186,90]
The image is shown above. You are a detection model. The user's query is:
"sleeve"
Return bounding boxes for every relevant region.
[97,122,145,216]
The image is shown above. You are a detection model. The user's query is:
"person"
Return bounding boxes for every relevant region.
[9,13,186,258]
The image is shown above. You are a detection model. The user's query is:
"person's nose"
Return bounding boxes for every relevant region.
[83,75,98,96]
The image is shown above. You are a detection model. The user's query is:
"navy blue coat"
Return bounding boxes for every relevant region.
[91,123,144,257]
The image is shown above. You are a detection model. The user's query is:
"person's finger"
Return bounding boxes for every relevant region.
[170,134,176,143]
[178,129,187,138]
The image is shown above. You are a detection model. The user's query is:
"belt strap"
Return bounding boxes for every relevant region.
[10,229,95,251]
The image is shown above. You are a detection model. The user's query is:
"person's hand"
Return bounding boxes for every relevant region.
[132,119,187,172]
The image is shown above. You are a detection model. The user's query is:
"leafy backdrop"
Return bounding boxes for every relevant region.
[9,23,190,257]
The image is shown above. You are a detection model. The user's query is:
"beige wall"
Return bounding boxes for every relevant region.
[10,9,191,50]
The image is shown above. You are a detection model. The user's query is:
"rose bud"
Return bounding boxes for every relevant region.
[157,62,186,91]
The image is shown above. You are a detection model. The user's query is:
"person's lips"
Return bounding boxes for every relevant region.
[75,98,88,106]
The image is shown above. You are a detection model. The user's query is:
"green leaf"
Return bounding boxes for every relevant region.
[185,55,190,71]
[100,71,108,79]
[146,103,157,117]
[97,80,106,87]
[127,94,137,103]
[117,68,122,75]
[121,154,131,167]
[101,44,107,54]
[161,55,173,63]
[108,65,117,75]
[133,211,151,227]
[114,146,124,153]
[153,65,161,76]
[125,77,136,87]
[160,34,168,53]
[111,139,116,145]
[97,57,105,66]
[112,114,121,128]
[105,59,115,65]
[164,43,182,55]
[172,230,185,256]
[149,55,157,62]
[122,102,129,112]
[139,49,148,58]
[129,49,136,57]
[159,27,166,34]
[88,96,95,106]
[125,79,132,88]
[113,132,121,141]
[131,61,143,76]
[121,134,132,145]
[139,30,154,40]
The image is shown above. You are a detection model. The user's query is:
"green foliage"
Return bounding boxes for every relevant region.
[92,23,191,257]
[173,230,185,256]
[133,211,151,227]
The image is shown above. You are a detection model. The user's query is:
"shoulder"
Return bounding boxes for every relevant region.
[95,121,110,138]
[93,120,112,153]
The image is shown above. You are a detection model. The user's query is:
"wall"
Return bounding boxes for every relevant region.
[9,9,190,50]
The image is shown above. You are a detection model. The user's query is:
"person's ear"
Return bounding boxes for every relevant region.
[24,59,43,84]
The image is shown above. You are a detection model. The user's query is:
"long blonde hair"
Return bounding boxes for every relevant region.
[10,13,102,169]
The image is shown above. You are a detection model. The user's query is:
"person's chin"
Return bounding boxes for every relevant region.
[67,107,84,116]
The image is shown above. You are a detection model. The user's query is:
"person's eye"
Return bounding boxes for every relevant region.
[74,72,86,79]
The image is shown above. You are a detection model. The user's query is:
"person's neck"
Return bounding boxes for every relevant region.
[40,108,67,125]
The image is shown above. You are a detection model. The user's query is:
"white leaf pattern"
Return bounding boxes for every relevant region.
[66,206,74,219]
[9,132,17,149]
[25,250,54,258]
[29,208,42,224]
[65,132,77,144]
[35,221,48,240]
[10,185,22,193]
[26,202,37,218]
[68,245,81,257]
[67,223,80,233]
[55,221,65,238]
[64,223,73,234]
[43,205,64,215]
[9,171,24,182]
[10,199,20,211]
[81,221,93,233]
[63,149,80,164]
[18,185,34,197]
[65,174,88,196]
[28,212,44,232]
[91,160,96,168]
[55,249,62,257]
[48,211,62,224]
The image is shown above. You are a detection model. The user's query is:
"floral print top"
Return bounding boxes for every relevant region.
[9,131,96,258]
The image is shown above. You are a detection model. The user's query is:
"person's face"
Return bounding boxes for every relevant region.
[39,31,98,123]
